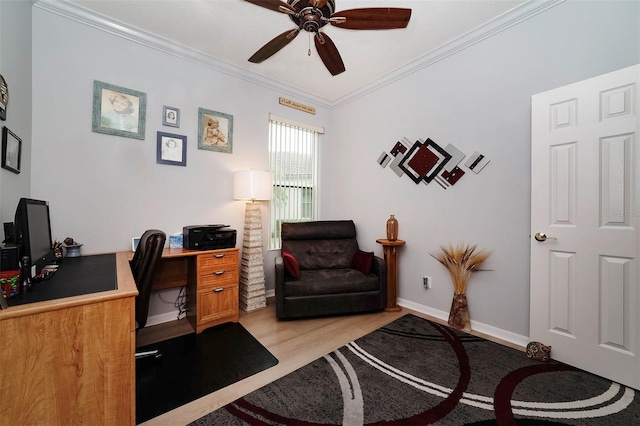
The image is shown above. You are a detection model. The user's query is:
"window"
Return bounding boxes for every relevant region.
[268,114,323,249]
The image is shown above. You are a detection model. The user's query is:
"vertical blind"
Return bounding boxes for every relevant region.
[268,114,322,249]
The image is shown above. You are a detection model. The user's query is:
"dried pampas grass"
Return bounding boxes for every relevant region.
[431,243,492,294]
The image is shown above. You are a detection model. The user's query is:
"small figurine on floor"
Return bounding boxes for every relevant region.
[526,341,551,362]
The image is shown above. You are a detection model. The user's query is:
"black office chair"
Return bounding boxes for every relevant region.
[130,229,166,359]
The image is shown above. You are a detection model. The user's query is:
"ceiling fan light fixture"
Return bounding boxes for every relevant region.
[292,6,329,32]
[302,21,320,32]
[244,0,410,76]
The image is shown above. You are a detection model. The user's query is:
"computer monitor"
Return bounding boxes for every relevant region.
[14,198,55,279]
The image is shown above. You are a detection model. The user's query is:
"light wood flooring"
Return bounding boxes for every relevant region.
[138,299,522,425]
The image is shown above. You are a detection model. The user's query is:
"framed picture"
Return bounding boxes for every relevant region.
[163,105,180,128]
[92,80,146,140]
[2,126,21,174]
[156,131,187,166]
[198,107,233,153]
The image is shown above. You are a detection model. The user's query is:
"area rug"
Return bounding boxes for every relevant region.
[136,322,278,424]
[191,314,640,425]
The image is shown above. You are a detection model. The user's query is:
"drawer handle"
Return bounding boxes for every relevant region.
[214,254,225,258]
[213,288,224,293]
[213,270,225,276]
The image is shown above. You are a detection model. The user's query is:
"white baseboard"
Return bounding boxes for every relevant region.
[146,289,277,327]
[146,292,532,348]
[398,298,530,348]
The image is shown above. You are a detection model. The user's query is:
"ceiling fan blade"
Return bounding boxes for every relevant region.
[248,29,300,63]
[243,0,296,15]
[308,0,328,8]
[330,8,412,30]
[314,33,345,76]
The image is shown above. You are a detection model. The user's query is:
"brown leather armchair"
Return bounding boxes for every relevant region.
[275,220,386,319]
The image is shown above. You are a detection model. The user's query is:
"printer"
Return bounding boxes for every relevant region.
[183,225,237,250]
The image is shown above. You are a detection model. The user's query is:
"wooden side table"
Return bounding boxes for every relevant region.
[376,239,406,312]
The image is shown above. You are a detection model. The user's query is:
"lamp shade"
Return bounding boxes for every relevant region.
[233,170,273,201]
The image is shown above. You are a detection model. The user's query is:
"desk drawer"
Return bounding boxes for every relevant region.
[199,267,237,288]
[198,250,238,271]
[197,286,239,325]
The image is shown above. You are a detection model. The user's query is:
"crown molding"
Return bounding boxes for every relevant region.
[34,0,564,110]
[331,0,565,107]
[33,0,332,108]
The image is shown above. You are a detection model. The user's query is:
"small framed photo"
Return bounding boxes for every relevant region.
[198,107,233,154]
[92,80,146,140]
[163,105,180,127]
[2,126,21,174]
[156,131,187,166]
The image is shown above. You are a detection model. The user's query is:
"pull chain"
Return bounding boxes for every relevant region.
[308,32,311,56]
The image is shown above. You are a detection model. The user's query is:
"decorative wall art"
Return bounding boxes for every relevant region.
[0,74,8,121]
[163,105,180,128]
[379,137,489,189]
[465,151,490,173]
[92,80,147,140]
[156,131,187,166]
[198,107,233,154]
[2,126,21,174]
[377,152,392,168]
[398,138,452,184]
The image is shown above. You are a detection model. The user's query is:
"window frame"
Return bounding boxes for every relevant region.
[268,114,323,250]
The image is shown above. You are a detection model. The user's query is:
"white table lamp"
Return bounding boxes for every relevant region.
[233,170,272,312]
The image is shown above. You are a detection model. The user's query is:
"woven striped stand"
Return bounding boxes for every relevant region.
[239,202,267,312]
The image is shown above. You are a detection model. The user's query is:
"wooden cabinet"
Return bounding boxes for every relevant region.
[0,252,137,425]
[188,248,239,333]
[376,239,406,312]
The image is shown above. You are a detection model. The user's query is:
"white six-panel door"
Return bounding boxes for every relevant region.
[531,64,640,389]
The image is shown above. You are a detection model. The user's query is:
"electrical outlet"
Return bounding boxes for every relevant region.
[423,276,432,289]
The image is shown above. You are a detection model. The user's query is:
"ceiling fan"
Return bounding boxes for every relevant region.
[244,0,412,76]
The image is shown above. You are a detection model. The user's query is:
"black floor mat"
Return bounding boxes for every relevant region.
[136,322,278,424]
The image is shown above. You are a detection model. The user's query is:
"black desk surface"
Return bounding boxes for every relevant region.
[7,253,118,307]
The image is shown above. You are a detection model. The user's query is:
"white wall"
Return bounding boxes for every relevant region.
[326,0,640,337]
[21,0,640,337]
[0,0,32,225]
[32,9,330,254]
[31,7,330,318]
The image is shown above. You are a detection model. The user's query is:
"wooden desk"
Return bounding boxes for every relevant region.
[376,239,406,312]
[0,247,240,425]
[150,247,240,333]
[0,252,137,425]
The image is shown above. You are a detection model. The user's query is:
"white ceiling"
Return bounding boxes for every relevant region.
[54,0,530,105]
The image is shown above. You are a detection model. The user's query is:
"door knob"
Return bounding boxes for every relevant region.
[534,232,557,242]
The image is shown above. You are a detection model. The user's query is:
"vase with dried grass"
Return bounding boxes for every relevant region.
[431,243,492,331]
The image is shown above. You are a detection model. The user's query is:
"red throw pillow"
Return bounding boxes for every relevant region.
[282,251,300,278]
[351,250,374,275]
